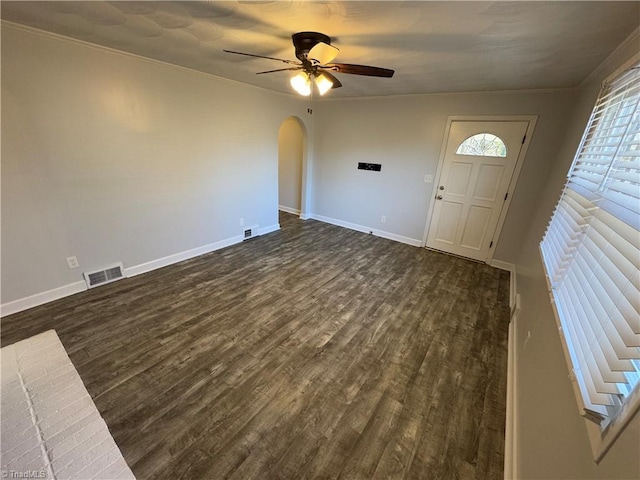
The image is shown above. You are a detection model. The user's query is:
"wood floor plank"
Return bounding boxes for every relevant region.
[337,390,404,479]
[1,212,511,479]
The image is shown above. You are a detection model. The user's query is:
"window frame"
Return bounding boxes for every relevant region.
[455,132,508,157]
[539,54,640,462]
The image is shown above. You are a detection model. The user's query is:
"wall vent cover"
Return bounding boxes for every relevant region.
[243,225,259,241]
[83,263,125,289]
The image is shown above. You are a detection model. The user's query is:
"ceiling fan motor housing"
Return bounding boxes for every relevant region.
[292,32,331,61]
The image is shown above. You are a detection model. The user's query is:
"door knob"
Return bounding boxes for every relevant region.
[439,186,445,190]
[436,195,443,200]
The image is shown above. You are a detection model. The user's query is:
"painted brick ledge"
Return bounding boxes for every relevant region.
[1,330,136,480]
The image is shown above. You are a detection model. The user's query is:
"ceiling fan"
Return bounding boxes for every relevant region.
[223,32,394,96]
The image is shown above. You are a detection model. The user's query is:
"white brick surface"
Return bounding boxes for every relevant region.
[1,424,40,459]
[1,330,136,480]
[45,411,100,447]
[4,441,49,477]
[39,404,98,441]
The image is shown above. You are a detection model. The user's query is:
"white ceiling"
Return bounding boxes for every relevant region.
[2,1,638,98]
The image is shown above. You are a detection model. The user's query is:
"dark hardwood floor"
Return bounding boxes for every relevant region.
[1,212,511,480]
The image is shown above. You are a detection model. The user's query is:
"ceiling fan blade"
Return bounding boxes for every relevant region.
[308,42,339,65]
[223,50,298,65]
[327,63,394,78]
[256,67,303,75]
[321,71,342,89]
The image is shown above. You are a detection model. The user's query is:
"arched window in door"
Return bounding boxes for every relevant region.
[456,133,507,157]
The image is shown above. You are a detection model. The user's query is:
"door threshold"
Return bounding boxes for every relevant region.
[423,246,485,264]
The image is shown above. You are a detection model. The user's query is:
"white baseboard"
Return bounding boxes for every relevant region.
[125,235,244,278]
[310,214,422,247]
[489,259,517,310]
[299,213,311,220]
[0,281,87,317]
[504,313,519,480]
[125,223,280,277]
[2,225,286,316]
[259,223,280,236]
[488,259,514,272]
[278,205,301,215]
[496,260,520,479]
[512,293,521,322]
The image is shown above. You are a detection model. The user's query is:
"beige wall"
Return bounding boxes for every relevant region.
[311,89,577,261]
[513,37,640,479]
[1,24,306,305]
[278,117,305,213]
[0,24,580,307]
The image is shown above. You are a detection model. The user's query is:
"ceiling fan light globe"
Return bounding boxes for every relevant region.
[315,73,333,96]
[290,72,311,96]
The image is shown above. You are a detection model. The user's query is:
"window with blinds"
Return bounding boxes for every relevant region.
[540,61,639,457]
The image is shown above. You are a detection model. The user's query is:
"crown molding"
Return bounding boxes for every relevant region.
[579,26,640,89]
[1,20,299,100]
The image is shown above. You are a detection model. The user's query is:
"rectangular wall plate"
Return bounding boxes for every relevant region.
[357,162,382,172]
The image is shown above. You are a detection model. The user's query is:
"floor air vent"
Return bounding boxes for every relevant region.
[83,263,125,288]
[243,225,259,240]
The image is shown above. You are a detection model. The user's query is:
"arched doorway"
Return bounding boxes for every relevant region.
[278,116,307,216]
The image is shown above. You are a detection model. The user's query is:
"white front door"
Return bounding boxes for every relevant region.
[426,120,529,262]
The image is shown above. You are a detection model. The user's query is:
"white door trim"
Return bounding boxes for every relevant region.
[421,115,538,264]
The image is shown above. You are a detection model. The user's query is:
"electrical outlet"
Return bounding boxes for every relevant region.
[239,218,244,226]
[381,216,387,223]
[424,174,433,183]
[66,256,79,269]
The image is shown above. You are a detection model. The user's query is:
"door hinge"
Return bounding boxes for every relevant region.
[489,241,494,248]
[522,134,526,144]
[504,192,508,201]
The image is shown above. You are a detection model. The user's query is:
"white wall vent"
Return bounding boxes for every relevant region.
[243,225,260,241]
[83,263,125,289]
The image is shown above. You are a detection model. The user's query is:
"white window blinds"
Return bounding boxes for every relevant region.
[540,63,640,427]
